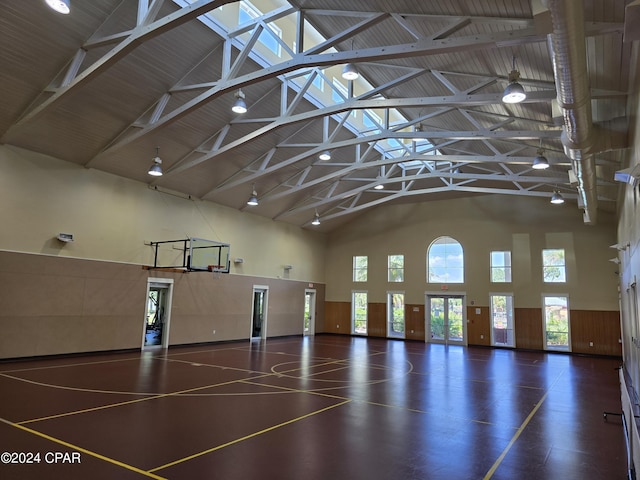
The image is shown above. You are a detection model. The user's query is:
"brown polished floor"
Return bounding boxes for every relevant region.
[0,336,627,480]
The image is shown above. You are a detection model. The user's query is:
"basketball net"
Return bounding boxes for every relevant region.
[208,265,222,280]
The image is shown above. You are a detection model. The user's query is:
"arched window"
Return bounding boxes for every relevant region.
[427,236,464,283]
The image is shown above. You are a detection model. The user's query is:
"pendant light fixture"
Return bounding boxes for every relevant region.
[374,167,384,189]
[232,89,247,114]
[246,183,258,206]
[342,63,359,81]
[550,191,565,204]
[311,211,321,225]
[45,0,70,14]
[319,150,331,161]
[532,140,549,170]
[147,147,163,176]
[341,39,359,81]
[412,123,423,141]
[502,56,526,104]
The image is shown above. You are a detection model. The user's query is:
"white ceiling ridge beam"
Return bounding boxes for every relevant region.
[346,171,568,184]
[225,25,264,80]
[170,82,218,93]
[410,107,457,127]
[160,91,556,176]
[282,185,424,219]
[302,9,385,18]
[284,72,317,115]
[147,124,232,177]
[138,0,165,26]
[303,13,390,56]
[308,184,581,224]
[202,127,559,193]
[227,5,296,38]
[306,9,534,27]
[457,108,552,127]
[356,69,430,100]
[254,154,570,205]
[392,130,561,140]
[389,13,420,40]
[429,17,473,41]
[58,49,87,88]
[92,27,551,157]
[209,148,277,190]
[169,41,225,92]
[84,0,163,49]
[82,31,133,50]
[4,0,236,135]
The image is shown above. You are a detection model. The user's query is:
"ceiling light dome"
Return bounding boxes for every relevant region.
[319,150,331,161]
[342,63,359,81]
[532,148,549,170]
[502,56,526,104]
[502,79,526,103]
[311,212,321,225]
[232,89,247,114]
[148,147,163,176]
[246,183,258,206]
[45,0,70,14]
[550,191,565,204]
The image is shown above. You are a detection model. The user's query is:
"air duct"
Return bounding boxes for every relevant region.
[543,0,598,224]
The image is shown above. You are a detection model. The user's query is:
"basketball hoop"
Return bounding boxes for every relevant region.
[208,265,222,279]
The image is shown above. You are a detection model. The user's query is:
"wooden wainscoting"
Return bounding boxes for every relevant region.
[406,304,425,341]
[368,303,387,337]
[324,302,621,357]
[514,308,544,350]
[570,310,622,356]
[324,301,351,334]
[467,306,490,346]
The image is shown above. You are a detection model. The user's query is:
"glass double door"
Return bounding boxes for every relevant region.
[427,295,466,345]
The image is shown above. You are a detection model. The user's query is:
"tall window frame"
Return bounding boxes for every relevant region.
[388,254,404,282]
[490,251,512,283]
[490,293,515,347]
[427,236,464,283]
[387,291,405,338]
[542,294,571,351]
[351,291,368,335]
[542,248,567,283]
[353,255,368,282]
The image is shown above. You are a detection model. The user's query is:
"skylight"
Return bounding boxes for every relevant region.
[175,0,439,161]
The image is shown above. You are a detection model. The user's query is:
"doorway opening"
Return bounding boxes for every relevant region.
[143,279,173,349]
[251,286,269,340]
[304,289,316,336]
[426,293,466,345]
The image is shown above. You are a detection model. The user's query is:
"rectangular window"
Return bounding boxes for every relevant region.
[353,256,368,282]
[387,292,405,338]
[388,254,404,282]
[239,0,282,57]
[543,295,570,351]
[542,249,566,282]
[352,291,367,335]
[490,251,512,282]
[490,294,514,347]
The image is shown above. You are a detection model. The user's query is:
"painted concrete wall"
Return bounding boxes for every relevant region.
[325,194,619,311]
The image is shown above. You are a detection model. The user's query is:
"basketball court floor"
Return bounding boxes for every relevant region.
[0,335,627,479]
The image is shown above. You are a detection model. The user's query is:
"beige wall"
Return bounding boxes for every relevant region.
[0,145,327,359]
[0,250,324,359]
[0,144,326,283]
[325,194,619,310]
